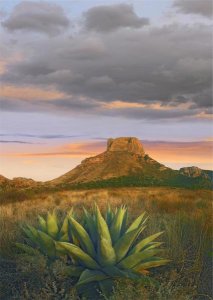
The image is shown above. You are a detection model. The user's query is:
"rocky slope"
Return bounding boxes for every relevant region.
[50,137,212,189]
[180,166,212,181]
[51,137,169,185]
[0,175,39,189]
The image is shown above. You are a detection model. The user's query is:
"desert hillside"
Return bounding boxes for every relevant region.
[1,137,212,191]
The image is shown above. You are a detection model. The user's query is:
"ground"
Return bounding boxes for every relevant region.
[0,187,212,299]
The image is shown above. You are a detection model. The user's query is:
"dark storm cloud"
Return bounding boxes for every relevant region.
[2,1,70,35]
[83,4,149,32]
[173,0,213,18]
[0,3,212,120]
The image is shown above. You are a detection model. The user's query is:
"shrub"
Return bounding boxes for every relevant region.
[17,205,169,299]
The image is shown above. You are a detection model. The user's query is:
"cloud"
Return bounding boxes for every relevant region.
[2,140,212,168]
[83,3,149,32]
[103,106,201,120]
[2,1,70,35]
[0,3,212,121]
[0,140,34,144]
[1,84,66,100]
[173,0,213,18]
[0,133,85,139]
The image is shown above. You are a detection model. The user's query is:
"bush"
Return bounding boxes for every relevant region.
[17,205,169,299]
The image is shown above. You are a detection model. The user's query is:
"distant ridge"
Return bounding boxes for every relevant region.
[0,175,39,189]
[0,137,212,190]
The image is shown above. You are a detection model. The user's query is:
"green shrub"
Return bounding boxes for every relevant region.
[17,205,169,299]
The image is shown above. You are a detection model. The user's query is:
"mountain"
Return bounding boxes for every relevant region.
[180,166,212,181]
[0,175,39,189]
[51,137,168,184]
[50,137,212,189]
[0,137,212,190]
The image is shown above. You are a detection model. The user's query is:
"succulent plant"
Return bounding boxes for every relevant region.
[16,209,74,262]
[17,205,169,298]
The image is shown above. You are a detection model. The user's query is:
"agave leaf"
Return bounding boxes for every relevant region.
[110,206,127,244]
[37,230,56,258]
[103,265,125,277]
[47,212,59,238]
[98,237,116,267]
[22,225,38,245]
[38,216,47,232]
[15,243,38,255]
[129,232,164,255]
[105,204,114,227]
[60,232,69,242]
[95,205,112,245]
[102,265,140,280]
[83,208,97,245]
[69,227,80,247]
[119,269,145,281]
[58,242,100,269]
[126,212,146,233]
[114,226,146,262]
[118,249,161,269]
[63,266,84,277]
[55,241,68,255]
[143,242,163,251]
[60,210,74,239]
[60,217,69,237]
[120,209,128,236]
[77,269,108,286]
[69,217,96,258]
[134,257,170,271]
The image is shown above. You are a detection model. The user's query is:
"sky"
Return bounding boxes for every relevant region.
[0,0,212,180]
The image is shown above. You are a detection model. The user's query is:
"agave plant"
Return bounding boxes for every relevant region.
[58,205,169,298]
[16,209,74,262]
[17,205,169,298]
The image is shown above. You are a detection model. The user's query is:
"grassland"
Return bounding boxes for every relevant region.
[0,187,212,299]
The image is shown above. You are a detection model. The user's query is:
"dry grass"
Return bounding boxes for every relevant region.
[0,187,212,299]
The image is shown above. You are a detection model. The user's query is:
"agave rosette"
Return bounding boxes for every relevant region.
[16,209,74,260]
[58,204,169,297]
[17,204,169,297]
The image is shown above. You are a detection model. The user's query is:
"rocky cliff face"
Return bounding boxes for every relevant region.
[107,137,145,155]
[51,137,169,185]
[180,166,204,178]
[180,166,212,181]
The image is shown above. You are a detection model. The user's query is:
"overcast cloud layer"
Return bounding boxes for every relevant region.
[173,0,213,18]
[0,1,212,121]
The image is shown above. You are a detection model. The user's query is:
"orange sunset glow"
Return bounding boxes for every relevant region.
[1,84,66,101]
[1,140,212,180]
